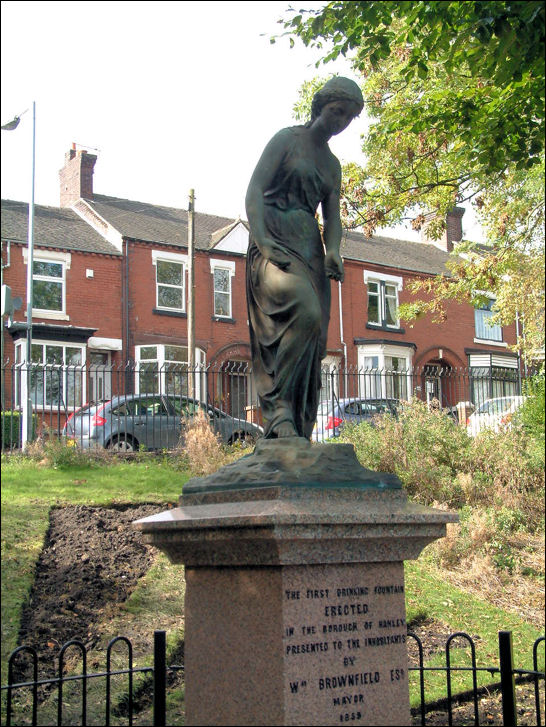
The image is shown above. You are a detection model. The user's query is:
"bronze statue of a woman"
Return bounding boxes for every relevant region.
[245,77,364,440]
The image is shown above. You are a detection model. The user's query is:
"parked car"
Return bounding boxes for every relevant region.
[63,394,263,451]
[466,395,526,437]
[313,397,400,441]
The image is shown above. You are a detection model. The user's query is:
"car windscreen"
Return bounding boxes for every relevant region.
[477,398,513,416]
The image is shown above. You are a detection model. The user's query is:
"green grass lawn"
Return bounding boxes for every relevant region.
[1,455,187,684]
[1,455,544,722]
[405,560,544,708]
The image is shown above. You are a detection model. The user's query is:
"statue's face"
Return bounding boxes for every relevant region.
[317,99,360,137]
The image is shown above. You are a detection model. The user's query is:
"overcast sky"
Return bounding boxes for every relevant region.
[1,1,481,240]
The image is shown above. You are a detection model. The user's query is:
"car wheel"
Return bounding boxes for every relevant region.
[108,435,137,452]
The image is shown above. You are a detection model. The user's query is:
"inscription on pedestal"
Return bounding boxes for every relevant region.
[283,563,409,726]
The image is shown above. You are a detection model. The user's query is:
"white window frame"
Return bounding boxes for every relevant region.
[473,292,504,344]
[15,338,86,410]
[210,259,235,319]
[152,249,188,313]
[22,249,71,320]
[364,271,403,329]
[357,342,413,401]
[135,343,206,399]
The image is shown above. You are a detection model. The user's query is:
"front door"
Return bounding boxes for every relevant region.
[425,374,441,406]
[89,352,111,403]
[226,361,250,420]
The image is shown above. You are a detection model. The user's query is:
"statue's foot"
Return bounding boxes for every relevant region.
[273,421,297,438]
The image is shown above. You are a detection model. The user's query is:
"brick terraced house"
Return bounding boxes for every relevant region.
[1,147,522,434]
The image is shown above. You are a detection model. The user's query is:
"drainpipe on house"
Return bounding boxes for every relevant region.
[515,310,526,383]
[125,240,130,359]
[124,238,132,393]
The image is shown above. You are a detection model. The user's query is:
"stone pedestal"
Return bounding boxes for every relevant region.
[134,440,457,726]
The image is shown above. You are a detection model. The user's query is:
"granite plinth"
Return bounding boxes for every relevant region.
[134,486,456,567]
[133,442,458,725]
[184,562,410,726]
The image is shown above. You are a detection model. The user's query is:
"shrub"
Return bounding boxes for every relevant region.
[1,411,37,449]
[340,398,471,506]
[514,372,545,446]
[339,396,544,578]
[468,427,544,528]
[24,433,98,468]
[181,409,227,476]
[340,396,544,511]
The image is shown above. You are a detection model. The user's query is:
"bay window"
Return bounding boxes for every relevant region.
[135,344,206,398]
[320,356,341,404]
[468,353,519,406]
[15,340,85,409]
[356,342,414,401]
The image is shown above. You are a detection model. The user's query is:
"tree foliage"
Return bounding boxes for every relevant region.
[278,1,545,361]
[281,1,544,174]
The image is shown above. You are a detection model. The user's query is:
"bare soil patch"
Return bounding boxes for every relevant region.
[12,505,544,725]
[16,504,160,680]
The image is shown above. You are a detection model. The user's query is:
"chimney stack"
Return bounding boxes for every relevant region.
[420,207,464,252]
[59,143,97,207]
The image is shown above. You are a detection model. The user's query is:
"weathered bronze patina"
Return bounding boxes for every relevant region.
[245,76,364,440]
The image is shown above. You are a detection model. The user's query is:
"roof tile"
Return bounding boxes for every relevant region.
[1,199,121,255]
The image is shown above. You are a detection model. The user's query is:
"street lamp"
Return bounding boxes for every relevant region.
[1,102,36,448]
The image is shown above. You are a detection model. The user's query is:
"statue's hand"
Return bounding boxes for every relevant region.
[259,239,291,271]
[325,250,344,282]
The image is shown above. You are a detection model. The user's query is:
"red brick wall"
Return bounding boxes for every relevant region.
[334,258,517,369]
[126,242,251,363]
[2,239,518,370]
[1,243,122,361]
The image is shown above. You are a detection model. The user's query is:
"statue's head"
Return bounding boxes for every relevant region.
[310,77,364,122]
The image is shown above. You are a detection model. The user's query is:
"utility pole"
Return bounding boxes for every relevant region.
[187,189,195,399]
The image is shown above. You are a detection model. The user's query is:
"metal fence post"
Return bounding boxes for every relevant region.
[499,630,518,727]
[153,630,166,727]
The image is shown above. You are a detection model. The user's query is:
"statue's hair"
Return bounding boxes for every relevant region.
[310,76,364,122]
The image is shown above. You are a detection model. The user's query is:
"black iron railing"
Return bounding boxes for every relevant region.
[2,630,544,726]
[1,361,534,450]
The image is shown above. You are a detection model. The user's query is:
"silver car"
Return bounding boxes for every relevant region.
[313,397,400,441]
[63,394,263,451]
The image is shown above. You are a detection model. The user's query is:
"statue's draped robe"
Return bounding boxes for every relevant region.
[246,127,331,439]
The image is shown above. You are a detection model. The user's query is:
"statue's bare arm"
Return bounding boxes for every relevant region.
[321,161,344,282]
